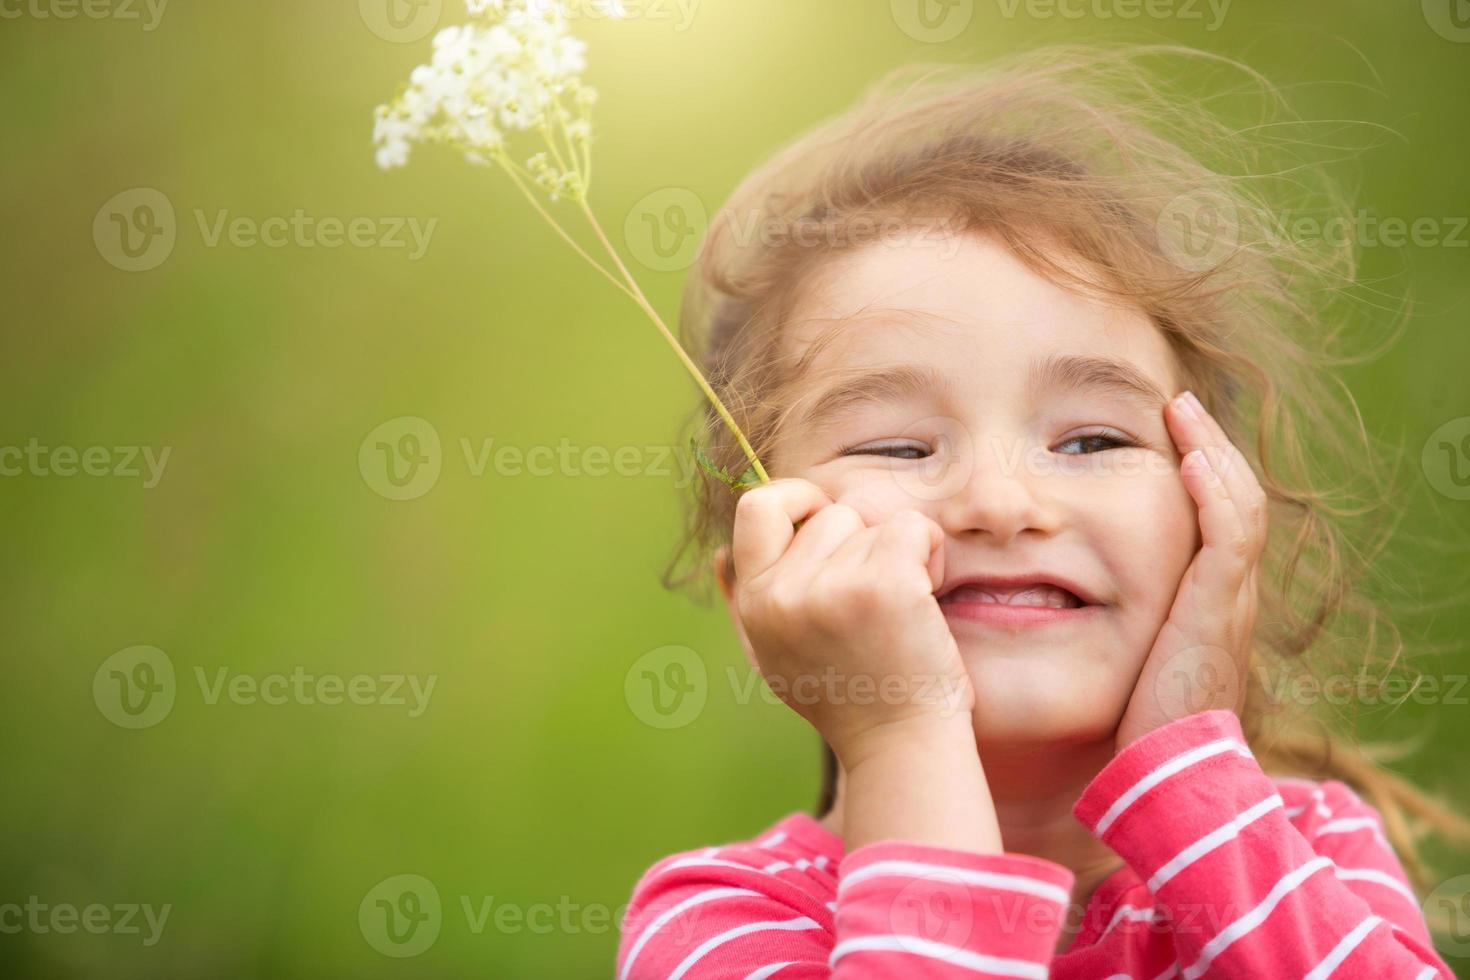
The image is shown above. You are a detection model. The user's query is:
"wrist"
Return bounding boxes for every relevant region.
[836,711,977,773]
[840,716,1001,854]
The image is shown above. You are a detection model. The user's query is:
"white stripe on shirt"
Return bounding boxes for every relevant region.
[620,886,761,980]
[669,916,821,980]
[836,859,1070,906]
[1180,856,1333,980]
[830,934,1049,978]
[1147,793,1284,893]
[1332,866,1419,909]
[1317,816,1390,848]
[1302,914,1385,980]
[1095,738,1255,835]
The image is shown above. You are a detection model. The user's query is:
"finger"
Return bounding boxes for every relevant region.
[1180,448,1251,598]
[1166,393,1265,554]
[828,523,884,567]
[731,478,834,583]
[1164,390,1219,462]
[1164,393,1270,555]
[781,502,868,569]
[1181,401,1256,513]
[866,509,946,593]
[1237,564,1260,638]
[1208,445,1268,559]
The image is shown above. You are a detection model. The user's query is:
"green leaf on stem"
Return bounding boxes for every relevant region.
[690,437,763,493]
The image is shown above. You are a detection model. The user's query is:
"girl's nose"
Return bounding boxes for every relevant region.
[931,432,1059,546]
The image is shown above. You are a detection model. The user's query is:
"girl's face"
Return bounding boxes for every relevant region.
[769,230,1199,746]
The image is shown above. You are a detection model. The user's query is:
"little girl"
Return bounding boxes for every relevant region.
[616,47,1468,978]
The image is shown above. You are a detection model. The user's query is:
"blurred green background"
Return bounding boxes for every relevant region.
[2,0,1468,976]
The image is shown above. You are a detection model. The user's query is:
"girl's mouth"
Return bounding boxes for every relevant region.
[939,583,1082,608]
[938,582,1103,628]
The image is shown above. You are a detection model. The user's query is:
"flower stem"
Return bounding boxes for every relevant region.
[538,113,578,190]
[550,100,585,189]
[493,152,636,303]
[575,197,771,485]
[580,125,592,192]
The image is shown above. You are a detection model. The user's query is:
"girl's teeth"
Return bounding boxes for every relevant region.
[951,585,1079,608]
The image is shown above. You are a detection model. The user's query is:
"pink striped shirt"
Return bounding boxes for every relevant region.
[616,709,1452,978]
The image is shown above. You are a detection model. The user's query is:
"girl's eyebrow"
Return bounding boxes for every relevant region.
[1028,353,1169,410]
[797,353,1167,432]
[797,363,955,432]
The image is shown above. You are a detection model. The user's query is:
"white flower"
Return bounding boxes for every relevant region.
[372,0,594,179]
[368,1,773,494]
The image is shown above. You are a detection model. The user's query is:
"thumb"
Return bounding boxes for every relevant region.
[925,519,945,594]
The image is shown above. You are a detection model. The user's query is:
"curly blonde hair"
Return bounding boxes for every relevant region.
[659,44,1470,938]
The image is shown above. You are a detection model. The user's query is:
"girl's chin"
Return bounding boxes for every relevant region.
[957,661,1131,736]
[965,698,1125,749]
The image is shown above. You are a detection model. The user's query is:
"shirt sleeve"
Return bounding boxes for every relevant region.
[1072,708,1454,978]
[616,840,1075,979]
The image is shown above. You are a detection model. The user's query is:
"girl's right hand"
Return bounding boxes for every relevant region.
[730,477,975,767]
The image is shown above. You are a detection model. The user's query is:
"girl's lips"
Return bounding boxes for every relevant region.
[940,599,1103,629]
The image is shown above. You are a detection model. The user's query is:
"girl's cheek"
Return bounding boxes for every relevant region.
[1083,470,1198,603]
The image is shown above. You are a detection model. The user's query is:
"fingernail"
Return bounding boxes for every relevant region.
[1173,391,1199,419]
[1184,390,1207,418]
[1186,448,1216,479]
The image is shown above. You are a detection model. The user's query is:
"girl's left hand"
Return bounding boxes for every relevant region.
[1113,390,1267,753]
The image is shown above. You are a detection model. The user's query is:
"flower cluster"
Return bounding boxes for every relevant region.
[373,0,597,202]
[371,0,772,490]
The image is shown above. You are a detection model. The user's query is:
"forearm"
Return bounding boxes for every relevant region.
[840,716,1003,854]
[1075,710,1454,977]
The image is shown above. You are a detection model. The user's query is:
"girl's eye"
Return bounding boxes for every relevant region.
[1055,431,1137,455]
[836,440,932,460]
